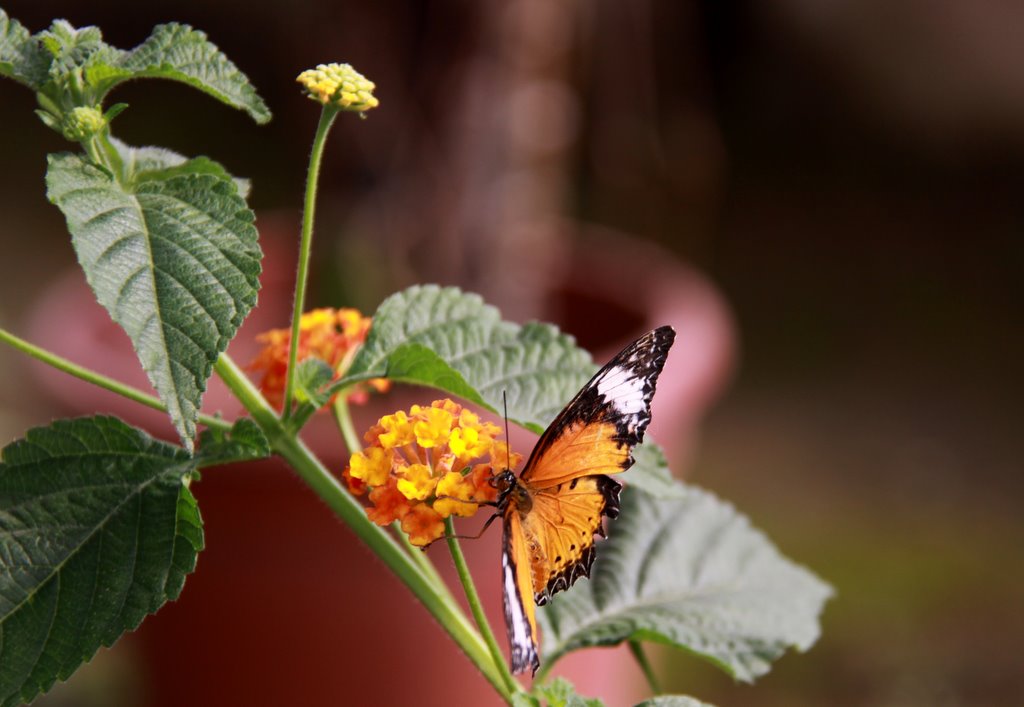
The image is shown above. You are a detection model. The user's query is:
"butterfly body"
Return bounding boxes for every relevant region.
[494,469,530,513]
[498,326,675,676]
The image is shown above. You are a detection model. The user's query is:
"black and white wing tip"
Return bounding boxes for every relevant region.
[592,325,675,447]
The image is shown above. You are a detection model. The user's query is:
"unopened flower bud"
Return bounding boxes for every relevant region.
[61,106,105,141]
[296,63,379,111]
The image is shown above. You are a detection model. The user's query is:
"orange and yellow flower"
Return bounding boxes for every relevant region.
[248,307,389,411]
[344,398,523,546]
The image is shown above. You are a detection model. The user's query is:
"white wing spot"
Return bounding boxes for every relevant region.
[596,365,648,416]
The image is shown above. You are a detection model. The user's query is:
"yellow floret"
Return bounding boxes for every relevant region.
[413,407,453,449]
[379,411,414,449]
[433,471,479,518]
[397,463,437,501]
[348,446,391,487]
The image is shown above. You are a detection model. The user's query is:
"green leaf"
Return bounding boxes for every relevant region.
[37,20,122,81]
[39,21,100,57]
[294,358,335,407]
[13,19,268,128]
[103,101,129,123]
[112,138,251,198]
[46,150,262,450]
[634,697,715,707]
[343,285,674,493]
[91,23,270,124]
[195,418,270,467]
[0,416,204,707]
[284,358,338,431]
[539,484,833,682]
[378,342,486,406]
[0,10,49,88]
[346,285,591,435]
[534,678,604,707]
[627,445,685,500]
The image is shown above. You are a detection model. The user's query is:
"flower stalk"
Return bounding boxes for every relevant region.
[281,105,340,418]
[446,516,520,697]
[331,393,362,454]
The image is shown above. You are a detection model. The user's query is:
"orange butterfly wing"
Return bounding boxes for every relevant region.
[520,326,676,489]
[521,476,622,604]
[519,419,631,490]
[500,326,675,675]
[502,510,540,675]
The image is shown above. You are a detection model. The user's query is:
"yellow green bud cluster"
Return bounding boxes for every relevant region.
[61,106,105,141]
[296,63,379,111]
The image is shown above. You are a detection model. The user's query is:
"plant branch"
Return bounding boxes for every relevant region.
[445,517,521,698]
[214,353,513,702]
[0,326,231,431]
[281,105,340,418]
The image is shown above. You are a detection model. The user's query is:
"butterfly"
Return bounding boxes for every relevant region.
[492,326,675,675]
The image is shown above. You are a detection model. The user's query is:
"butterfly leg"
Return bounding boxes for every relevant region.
[434,493,500,508]
[420,511,502,549]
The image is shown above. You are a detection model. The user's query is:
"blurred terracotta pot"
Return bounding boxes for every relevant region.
[26,216,733,706]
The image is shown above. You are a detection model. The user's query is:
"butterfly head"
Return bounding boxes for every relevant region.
[492,467,532,513]
[491,467,516,496]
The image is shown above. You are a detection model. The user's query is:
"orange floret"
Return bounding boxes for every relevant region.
[366,478,411,526]
[401,504,445,547]
[248,307,390,412]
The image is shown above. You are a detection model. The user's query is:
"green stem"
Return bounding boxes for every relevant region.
[83,138,106,169]
[214,354,513,702]
[0,326,231,431]
[281,106,340,418]
[445,517,521,697]
[82,131,123,179]
[96,129,125,178]
[396,524,452,594]
[629,640,662,695]
[331,393,362,454]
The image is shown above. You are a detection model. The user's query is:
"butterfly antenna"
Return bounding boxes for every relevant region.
[503,390,512,471]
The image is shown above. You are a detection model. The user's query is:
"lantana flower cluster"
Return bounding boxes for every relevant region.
[345,399,523,547]
[296,63,379,111]
[248,307,388,411]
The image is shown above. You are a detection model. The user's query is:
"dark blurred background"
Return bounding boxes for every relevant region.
[1,2,1022,706]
